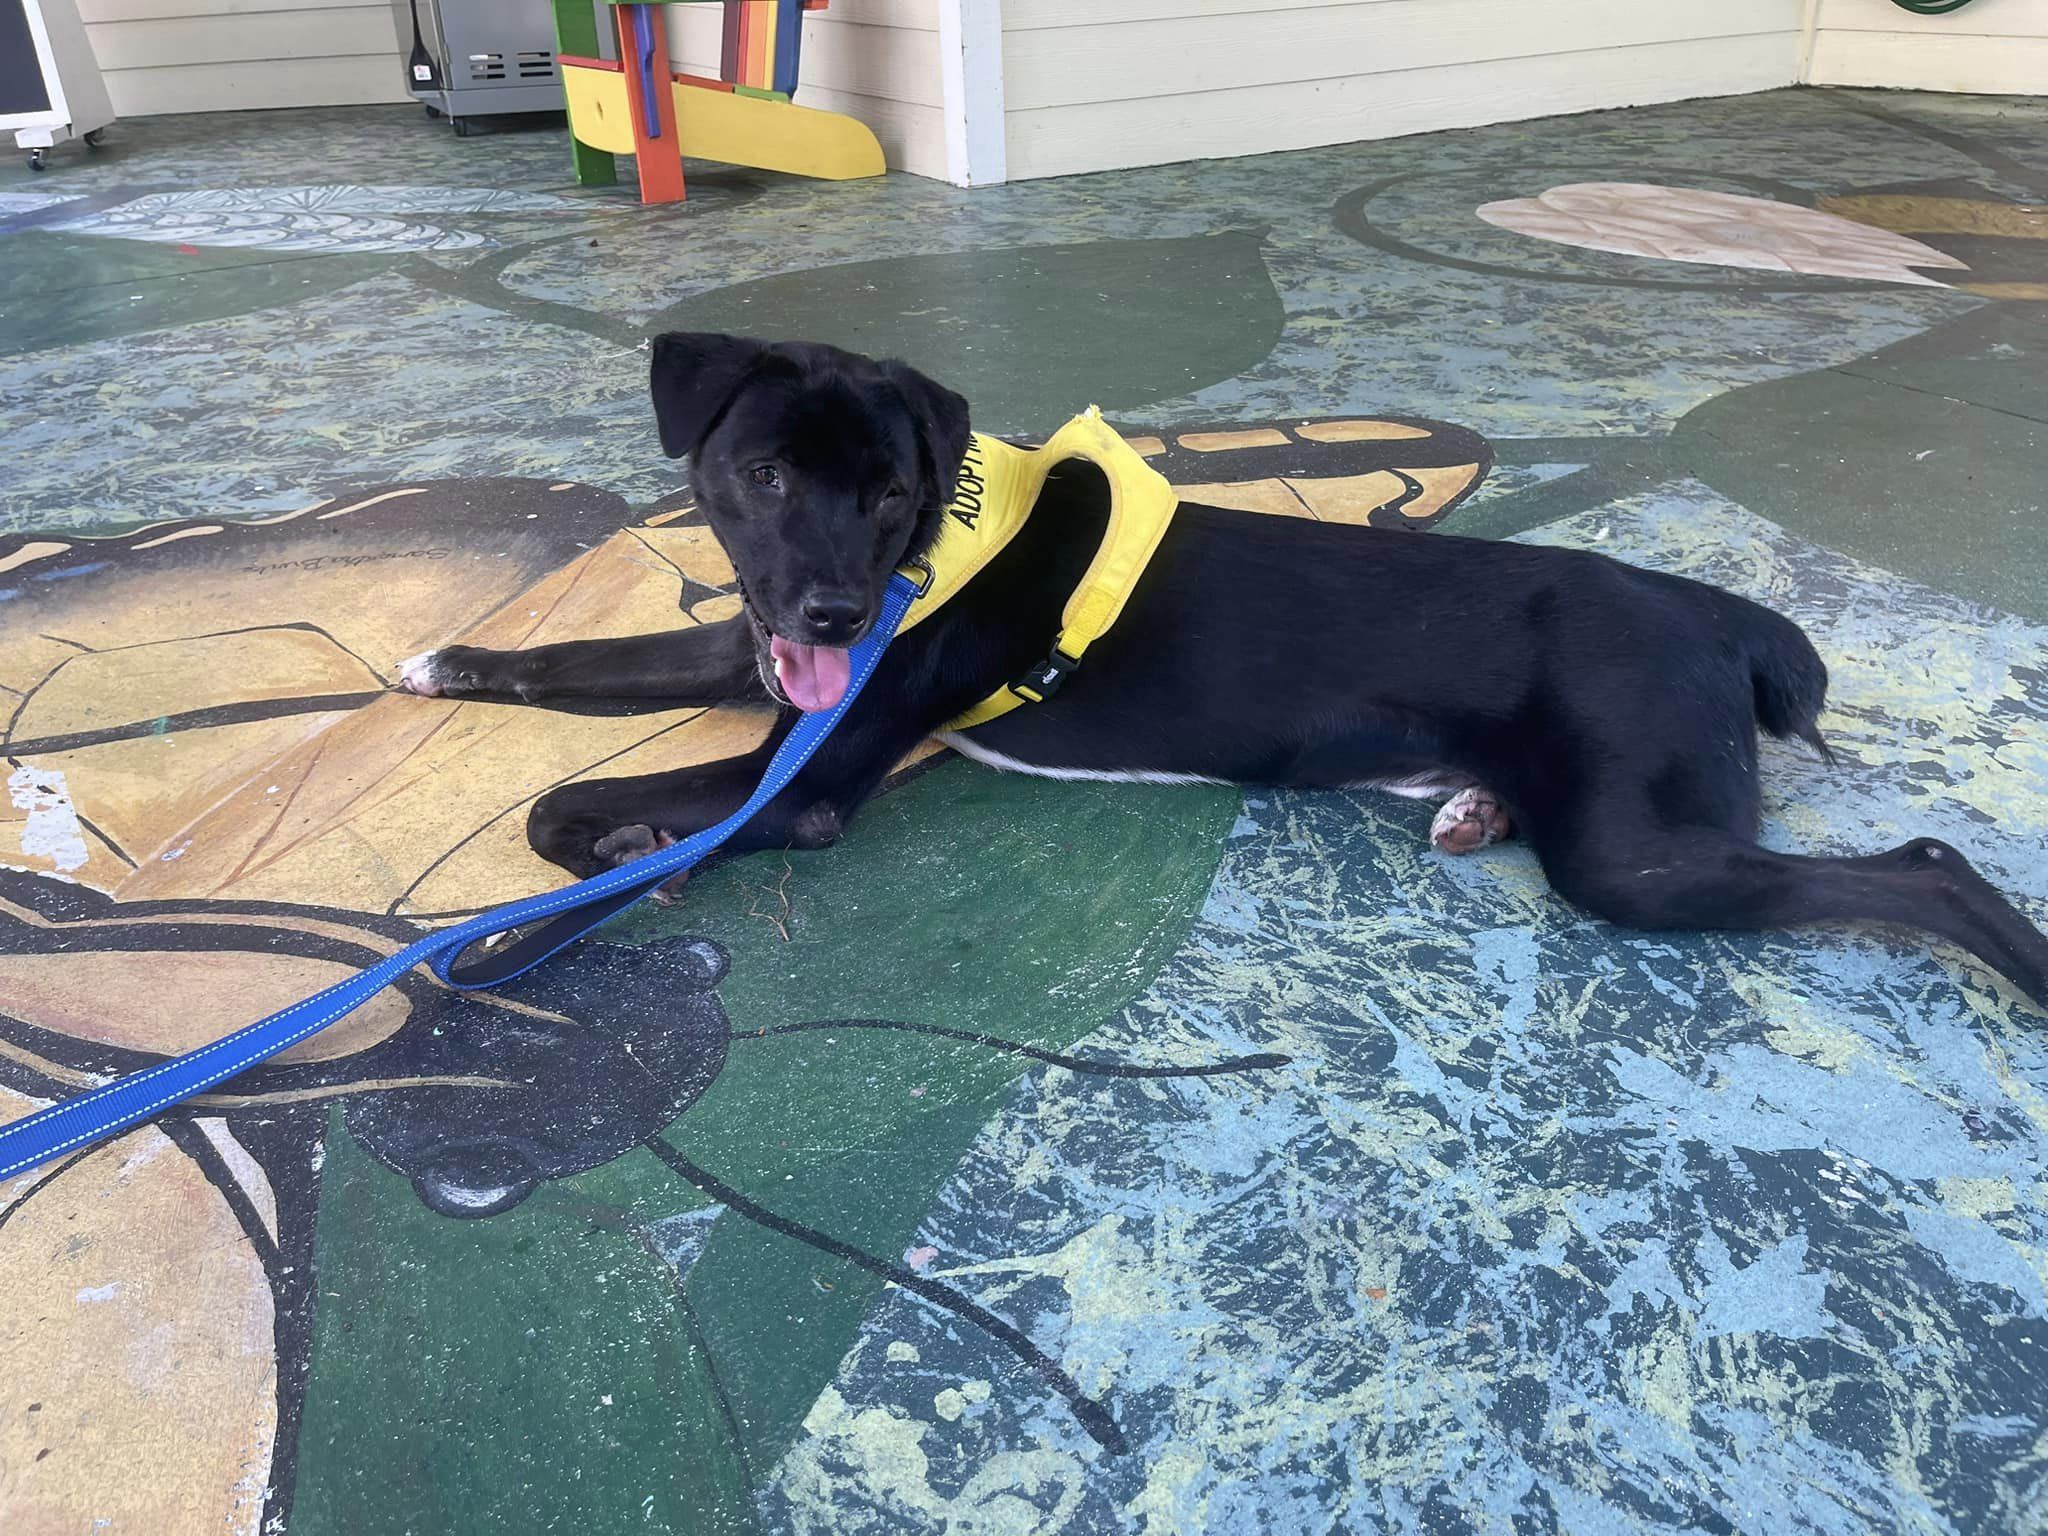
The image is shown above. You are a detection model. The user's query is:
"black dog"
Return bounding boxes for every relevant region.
[401,334,2048,1006]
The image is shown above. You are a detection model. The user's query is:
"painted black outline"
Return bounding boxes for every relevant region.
[753,1018,1290,1078]
[646,1134,1133,1454]
[0,1146,94,1235]
[5,691,388,759]
[673,1027,1293,1452]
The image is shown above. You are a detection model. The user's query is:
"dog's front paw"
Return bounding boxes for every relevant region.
[593,823,690,904]
[397,650,451,697]
[397,646,497,699]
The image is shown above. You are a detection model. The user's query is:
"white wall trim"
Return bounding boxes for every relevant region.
[1798,0,1824,79]
[938,0,1005,187]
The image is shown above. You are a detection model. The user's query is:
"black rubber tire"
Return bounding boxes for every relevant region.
[451,117,472,137]
[27,148,47,172]
[424,104,441,119]
[83,128,105,149]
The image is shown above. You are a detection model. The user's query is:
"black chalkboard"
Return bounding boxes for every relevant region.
[1,0,54,117]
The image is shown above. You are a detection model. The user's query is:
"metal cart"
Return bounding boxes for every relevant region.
[390,0,568,136]
[2,0,114,172]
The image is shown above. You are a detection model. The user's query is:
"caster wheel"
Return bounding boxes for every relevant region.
[450,117,472,137]
[423,104,441,119]
[26,148,47,172]
[83,128,105,148]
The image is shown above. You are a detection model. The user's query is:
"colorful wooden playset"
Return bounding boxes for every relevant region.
[549,0,885,204]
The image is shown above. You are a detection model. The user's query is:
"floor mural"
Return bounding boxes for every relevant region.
[0,427,1487,1532]
[1,84,2046,1535]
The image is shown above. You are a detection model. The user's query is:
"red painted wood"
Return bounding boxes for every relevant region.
[720,0,742,82]
[615,4,686,204]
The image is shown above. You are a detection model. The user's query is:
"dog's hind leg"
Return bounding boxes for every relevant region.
[1540,829,2048,1007]
[399,618,768,706]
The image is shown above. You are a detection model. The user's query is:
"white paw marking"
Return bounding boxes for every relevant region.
[398,651,444,696]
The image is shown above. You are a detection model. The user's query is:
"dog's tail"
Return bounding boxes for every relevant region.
[1731,596,1832,762]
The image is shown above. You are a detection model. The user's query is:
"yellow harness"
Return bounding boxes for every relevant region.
[895,408,1180,731]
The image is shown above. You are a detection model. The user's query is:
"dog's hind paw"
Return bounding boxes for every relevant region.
[1430,787,1511,855]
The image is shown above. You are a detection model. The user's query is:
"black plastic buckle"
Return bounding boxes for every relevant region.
[1012,646,1080,703]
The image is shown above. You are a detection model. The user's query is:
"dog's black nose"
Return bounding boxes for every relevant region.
[801,593,869,639]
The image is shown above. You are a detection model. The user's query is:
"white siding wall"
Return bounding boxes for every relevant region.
[665,0,948,179]
[1808,0,2048,96]
[78,0,407,116]
[58,0,2047,174]
[72,0,943,163]
[1000,0,1808,181]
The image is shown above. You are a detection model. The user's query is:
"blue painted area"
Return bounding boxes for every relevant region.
[1694,1233,1830,1340]
[1902,1207,2048,1317]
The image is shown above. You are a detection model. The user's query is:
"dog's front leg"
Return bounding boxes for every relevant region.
[399,618,767,706]
[524,691,931,883]
[526,746,826,882]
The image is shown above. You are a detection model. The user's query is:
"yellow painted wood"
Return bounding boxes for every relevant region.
[562,64,638,156]
[669,79,886,180]
[564,61,884,182]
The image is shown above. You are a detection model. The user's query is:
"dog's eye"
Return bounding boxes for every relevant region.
[749,465,781,490]
[882,483,906,503]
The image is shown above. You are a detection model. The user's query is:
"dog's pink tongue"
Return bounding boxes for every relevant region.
[770,637,852,713]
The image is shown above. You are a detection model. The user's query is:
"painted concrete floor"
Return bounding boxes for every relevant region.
[2,86,2047,1536]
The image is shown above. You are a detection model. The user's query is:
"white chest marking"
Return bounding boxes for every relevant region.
[935,732,1227,786]
[937,735,1475,801]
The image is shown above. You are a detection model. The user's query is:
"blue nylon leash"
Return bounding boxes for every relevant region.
[0,572,920,1184]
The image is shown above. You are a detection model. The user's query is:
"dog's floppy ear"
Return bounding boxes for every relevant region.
[879,359,971,504]
[648,332,768,459]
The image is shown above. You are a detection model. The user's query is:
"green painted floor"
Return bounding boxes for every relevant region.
[3,86,2048,1536]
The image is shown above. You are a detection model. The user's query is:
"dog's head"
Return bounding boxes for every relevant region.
[649,333,971,712]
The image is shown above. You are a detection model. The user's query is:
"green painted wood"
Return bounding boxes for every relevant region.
[553,0,618,187]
